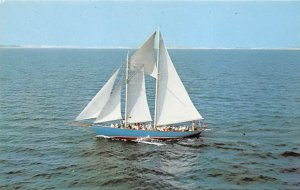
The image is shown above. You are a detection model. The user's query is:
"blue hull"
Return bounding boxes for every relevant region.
[91,126,202,140]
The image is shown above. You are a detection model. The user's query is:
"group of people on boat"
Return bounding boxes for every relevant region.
[110,122,152,130]
[109,120,203,132]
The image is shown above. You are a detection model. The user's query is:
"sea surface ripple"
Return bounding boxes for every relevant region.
[0,49,299,189]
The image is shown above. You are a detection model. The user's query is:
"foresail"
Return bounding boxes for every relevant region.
[127,70,152,123]
[94,82,122,123]
[130,32,157,78]
[156,36,203,126]
[75,69,120,121]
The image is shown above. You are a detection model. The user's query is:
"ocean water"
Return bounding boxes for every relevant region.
[0,48,299,189]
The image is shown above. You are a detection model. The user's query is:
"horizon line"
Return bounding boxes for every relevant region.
[0,45,299,50]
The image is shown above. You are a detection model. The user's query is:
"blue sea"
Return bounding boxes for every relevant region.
[0,48,299,189]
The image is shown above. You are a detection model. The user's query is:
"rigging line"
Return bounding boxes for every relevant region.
[115,61,126,87]
[108,62,126,96]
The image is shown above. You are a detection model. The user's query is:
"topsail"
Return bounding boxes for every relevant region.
[130,32,157,78]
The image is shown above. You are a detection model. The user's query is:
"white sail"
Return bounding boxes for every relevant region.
[75,69,120,121]
[94,82,122,123]
[127,70,152,123]
[130,32,157,78]
[156,36,203,126]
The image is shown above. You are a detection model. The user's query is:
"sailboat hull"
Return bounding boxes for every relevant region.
[92,126,202,141]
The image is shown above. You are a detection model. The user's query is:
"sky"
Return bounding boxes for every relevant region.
[0,0,300,48]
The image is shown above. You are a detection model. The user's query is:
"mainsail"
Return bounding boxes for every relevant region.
[156,35,203,126]
[130,32,157,78]
[126,70,152,123]
[75,69,120,121]
[94,82,122,123]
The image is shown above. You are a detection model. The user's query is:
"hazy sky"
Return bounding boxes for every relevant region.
[0,0,299,48]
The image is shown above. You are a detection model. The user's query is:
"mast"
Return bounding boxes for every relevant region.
[125,52,129,127]
[154,27,160,130]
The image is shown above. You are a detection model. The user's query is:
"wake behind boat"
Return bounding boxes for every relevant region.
[75,29,206,141]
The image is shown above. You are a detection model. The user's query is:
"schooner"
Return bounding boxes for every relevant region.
[75,30,205,140]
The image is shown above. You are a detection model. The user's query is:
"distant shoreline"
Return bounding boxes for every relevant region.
[0,45,299,50]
